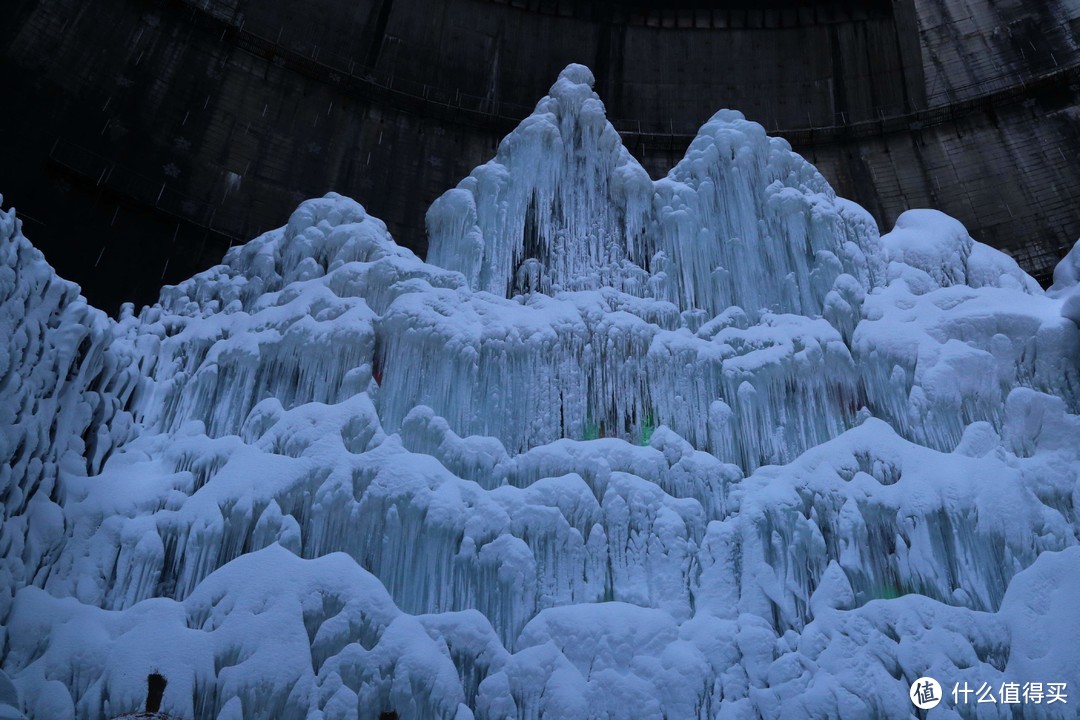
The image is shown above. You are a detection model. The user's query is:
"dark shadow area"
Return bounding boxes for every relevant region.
[145,673,166,714]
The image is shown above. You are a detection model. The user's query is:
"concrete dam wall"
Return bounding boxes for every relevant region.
[2,0,1078,310]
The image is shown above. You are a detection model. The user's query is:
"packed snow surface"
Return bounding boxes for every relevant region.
[3,64,1080,719]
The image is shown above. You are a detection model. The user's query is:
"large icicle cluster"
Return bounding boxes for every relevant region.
[427,66,881,323]
[2,65,1080,719]
[427,65,654,298]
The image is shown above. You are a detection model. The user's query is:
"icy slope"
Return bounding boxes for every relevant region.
[2,64,1080,719]
[0,202,146,627]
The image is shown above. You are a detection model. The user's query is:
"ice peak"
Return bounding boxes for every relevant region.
[554,62,595,88]
[542,63,600,114]
[428,66,887,322]
[426,64,654,298]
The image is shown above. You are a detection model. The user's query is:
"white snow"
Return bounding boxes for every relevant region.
[1049,238,1080,326]
[3,64,1080,719]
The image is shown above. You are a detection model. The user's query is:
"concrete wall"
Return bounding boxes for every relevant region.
[1,0,1078,312]
[915,0,1080,104]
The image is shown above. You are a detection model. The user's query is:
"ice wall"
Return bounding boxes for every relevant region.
[427,64,884,322]
[3,65,1080,720]
[0,200,146,621]
[418,65,882,464]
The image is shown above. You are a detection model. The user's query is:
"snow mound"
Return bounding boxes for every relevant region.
[3,65,1080,719]
[881,209,1041,293]
[1049,239,1080,296]
[1049,239,1080,325]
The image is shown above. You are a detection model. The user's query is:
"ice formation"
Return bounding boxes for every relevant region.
[2,64,1080,719]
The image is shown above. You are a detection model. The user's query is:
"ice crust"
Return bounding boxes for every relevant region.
[3,65,1080,719]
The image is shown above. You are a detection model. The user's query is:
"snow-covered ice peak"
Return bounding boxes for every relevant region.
[427,64,654,298]
[652,110,885,320]
[3,65,1080,719]
[426,64,884,322]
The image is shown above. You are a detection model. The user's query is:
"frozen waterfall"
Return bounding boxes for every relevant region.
[2,64,1080,719]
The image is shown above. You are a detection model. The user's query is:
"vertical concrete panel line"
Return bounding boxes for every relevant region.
[365,0,396,71]
[828,23,847,127]
[890,0,926,112]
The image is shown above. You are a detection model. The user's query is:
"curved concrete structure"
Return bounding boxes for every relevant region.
[2,0,1078,310]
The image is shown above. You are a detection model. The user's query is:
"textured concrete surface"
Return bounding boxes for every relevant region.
[2,0,1078,311]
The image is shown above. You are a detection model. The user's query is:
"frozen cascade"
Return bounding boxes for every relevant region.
[428,65,883,322]
[426,64,654,298]
[2,63,1080,720]
[0,201,147,629]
